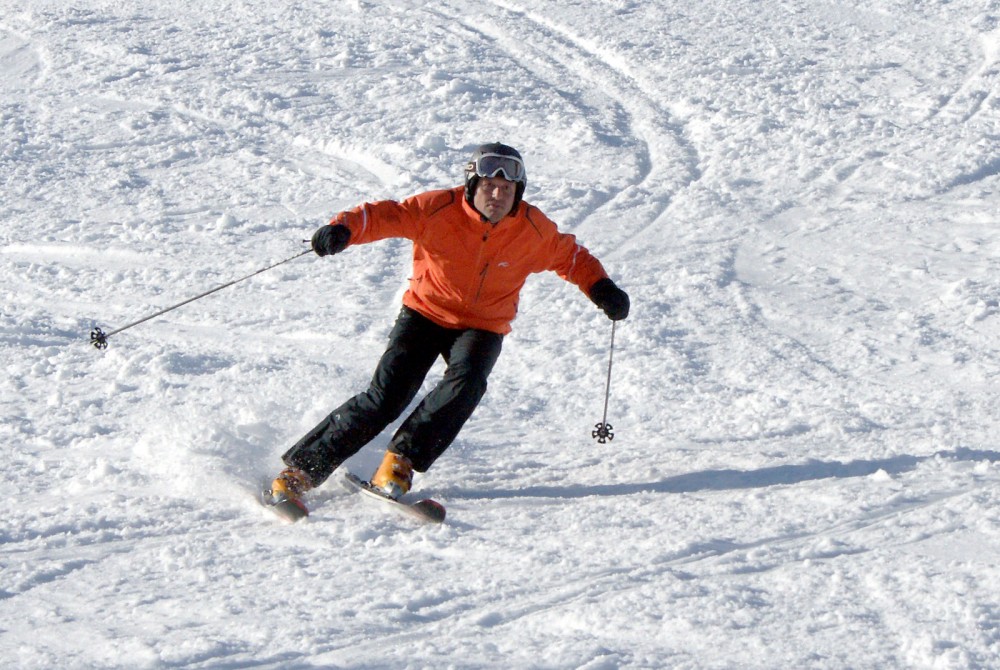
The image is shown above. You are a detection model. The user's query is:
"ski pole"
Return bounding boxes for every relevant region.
[89,249,312,350]
[592,320,618,443]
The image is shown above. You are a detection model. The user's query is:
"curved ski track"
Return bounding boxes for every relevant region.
[431,0,701,243]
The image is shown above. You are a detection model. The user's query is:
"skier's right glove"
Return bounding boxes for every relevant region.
[311,223,351,257]
[589,278,630,321]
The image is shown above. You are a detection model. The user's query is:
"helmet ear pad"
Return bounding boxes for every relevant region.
[464,173,478,205]
[464,174,526,214]
[513,180,526,210]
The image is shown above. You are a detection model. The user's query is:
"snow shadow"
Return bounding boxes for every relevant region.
[450,447,1000,501]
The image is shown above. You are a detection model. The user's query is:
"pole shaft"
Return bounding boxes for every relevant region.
[92,249,311,346]
[600,320,617,427]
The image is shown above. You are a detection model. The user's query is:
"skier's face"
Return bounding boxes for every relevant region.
[474,176,517,223]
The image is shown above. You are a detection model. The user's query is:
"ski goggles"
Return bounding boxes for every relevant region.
[469,153,526,183]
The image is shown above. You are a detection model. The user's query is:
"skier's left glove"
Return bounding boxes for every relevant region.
[589,278,630,321]
[311,223,351,257]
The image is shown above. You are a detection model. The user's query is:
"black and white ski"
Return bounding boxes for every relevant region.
[341,471,446,524]
[260,488,309,523]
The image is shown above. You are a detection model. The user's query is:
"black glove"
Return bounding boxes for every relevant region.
[589,278,630,321]
[311,224,351,257]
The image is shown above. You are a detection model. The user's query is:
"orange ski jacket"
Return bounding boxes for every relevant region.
[329,186,610,334]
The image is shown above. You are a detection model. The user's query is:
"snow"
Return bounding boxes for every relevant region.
[2,0,999,667]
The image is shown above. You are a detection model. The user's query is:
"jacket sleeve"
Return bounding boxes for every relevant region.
[529,207,609,293]
[328,193,429,246]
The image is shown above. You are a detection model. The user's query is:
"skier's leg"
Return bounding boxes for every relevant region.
[281,308,440,485]
[387,327,503,472]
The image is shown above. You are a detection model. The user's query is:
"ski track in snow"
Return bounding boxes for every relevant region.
[1,0,1000,668]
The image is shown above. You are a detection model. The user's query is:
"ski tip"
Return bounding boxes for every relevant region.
[413,499,446,524]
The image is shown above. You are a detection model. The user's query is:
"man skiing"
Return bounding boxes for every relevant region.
[267,142,630,516]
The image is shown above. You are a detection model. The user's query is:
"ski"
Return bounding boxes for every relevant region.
[260,473,446,524]
[341,471,446,524]
[260,488,309,523]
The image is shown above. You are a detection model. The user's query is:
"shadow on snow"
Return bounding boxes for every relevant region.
[447,447,1000,501]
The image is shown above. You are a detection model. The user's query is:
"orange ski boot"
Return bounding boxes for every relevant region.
[370,451,413,500]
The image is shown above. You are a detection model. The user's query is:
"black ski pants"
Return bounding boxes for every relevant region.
[282,306,503,485]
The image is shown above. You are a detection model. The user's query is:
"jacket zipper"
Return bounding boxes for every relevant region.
[473,262,490,305]
[469,230,491,306]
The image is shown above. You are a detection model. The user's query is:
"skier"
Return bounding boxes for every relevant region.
[267,142,630,514]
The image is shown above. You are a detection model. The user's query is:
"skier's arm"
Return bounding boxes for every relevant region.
[311,189,456,257]
[530,208,607,293]
[529,206,630,321]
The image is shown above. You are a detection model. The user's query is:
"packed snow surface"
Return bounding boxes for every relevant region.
[2,0,1000,668]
